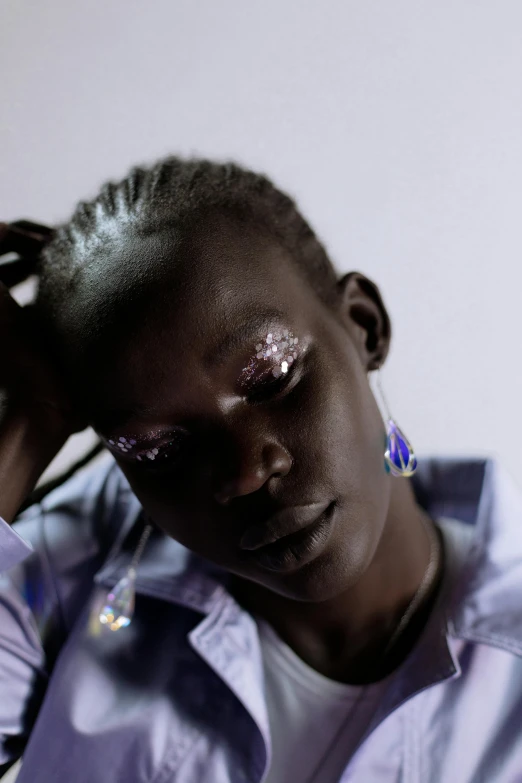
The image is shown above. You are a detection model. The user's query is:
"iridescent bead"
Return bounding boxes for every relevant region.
[99,570,136,631]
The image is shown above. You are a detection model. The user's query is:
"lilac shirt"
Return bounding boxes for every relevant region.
[0,454,522,782]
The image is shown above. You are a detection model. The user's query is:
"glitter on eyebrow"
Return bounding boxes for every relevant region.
[129,439,137,445]
[281,361,288,373]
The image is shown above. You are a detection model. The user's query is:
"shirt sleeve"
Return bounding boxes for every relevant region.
[0,454,125,767]
[0,515,48,768]
[0,516,34,572]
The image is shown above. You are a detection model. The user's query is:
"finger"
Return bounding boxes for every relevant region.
[0,278,23,312]
[10,220,55,241]
[0,256,37,288]
[0,221,54,258]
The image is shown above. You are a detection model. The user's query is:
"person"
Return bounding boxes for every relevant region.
[0,158,520,783]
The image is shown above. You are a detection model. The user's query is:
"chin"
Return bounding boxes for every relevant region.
[264,547,361,603]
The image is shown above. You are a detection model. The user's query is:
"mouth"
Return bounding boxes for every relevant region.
[239,501,336,573]
[240,500,332,550]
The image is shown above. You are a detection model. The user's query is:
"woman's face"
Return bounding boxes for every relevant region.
[73,218,392,602]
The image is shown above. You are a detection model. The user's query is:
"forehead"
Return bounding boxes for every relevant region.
[79,218,325,420]
[125,218,316,342]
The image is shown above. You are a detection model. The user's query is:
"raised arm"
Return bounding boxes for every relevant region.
[0,221,86,773]
[0,221,84,527]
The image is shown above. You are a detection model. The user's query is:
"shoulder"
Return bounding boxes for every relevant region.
[431,458,522,657]
[13,452,134,554]
[8,453,140,633]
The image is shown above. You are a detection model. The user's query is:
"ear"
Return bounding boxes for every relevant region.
[335,272,391,371]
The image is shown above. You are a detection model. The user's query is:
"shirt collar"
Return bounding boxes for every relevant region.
[410,457,522,653]
[94,456,522,655]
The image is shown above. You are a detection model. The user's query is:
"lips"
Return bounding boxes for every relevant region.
[239,500,332,551]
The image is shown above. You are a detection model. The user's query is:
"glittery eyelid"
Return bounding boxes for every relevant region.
[107,436,137,453]
[103,430,188,464]
[238,328,302,389]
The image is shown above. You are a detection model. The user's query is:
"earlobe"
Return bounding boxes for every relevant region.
[336,271,392,371]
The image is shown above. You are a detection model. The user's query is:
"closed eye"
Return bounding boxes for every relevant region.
[246,360,299,403]
[134,435,190,470]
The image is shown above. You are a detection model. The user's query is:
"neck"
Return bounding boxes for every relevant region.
[229,479,442,685]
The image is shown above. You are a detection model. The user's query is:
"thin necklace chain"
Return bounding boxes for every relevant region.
[306,512,443,783]
[129,522,154,574]
[380,511,442,659]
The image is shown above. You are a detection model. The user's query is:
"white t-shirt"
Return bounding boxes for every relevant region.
[256,617,390,783]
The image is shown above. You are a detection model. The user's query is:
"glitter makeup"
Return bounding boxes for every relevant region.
[102,429,188,465]
[239,328,301,388]
[101,327,302,462]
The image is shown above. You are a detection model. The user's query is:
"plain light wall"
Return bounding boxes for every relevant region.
[1,1,521,487]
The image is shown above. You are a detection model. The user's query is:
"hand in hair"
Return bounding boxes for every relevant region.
[0,221,87,521]
[0,220,54,287]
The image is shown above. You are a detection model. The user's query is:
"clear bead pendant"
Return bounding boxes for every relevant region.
[99,568,137,631]
[384,419,418,477]
[98,522,153,631]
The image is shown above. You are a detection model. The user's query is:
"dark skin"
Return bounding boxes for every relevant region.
[51,215,442,686]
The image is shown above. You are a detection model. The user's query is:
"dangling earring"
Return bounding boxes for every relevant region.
[374,367,418,477]
[99,519,154,631]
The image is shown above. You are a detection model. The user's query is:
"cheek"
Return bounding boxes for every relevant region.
[324,359,391,581]
[298,345,389,528]
[310,339,385,468]
[119,475,232,560]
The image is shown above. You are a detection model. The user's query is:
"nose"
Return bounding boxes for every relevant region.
[213,435,293,506]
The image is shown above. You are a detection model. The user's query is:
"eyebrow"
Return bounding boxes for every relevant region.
[204,307,288,367]
[93,403,168,432]
[95,307,289,430]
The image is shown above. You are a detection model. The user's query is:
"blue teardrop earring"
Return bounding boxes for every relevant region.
[374,367,418,477]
